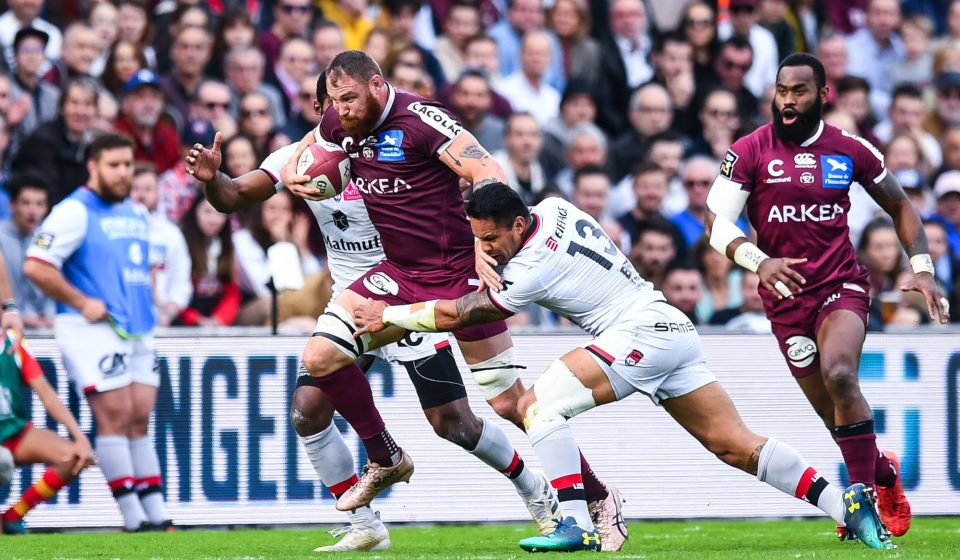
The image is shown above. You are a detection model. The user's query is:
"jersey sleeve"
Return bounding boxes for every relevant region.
[845,131,887,186]
[259,143,299,191]
[720,134,759,192]
[486,259,546,315]
[403,99,465,156]
[25,199,88,268]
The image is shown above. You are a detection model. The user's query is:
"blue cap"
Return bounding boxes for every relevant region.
[121,69,162,96]
[182,119,215,146]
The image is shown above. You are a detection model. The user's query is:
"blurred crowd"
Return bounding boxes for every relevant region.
[0,0,957,333]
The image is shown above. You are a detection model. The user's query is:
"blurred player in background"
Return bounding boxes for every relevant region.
[1,332,95,534]
[0,250,25,489]
[353,183,894,552]
[277,51,624,550]
[24,134,170,532]
[706,53,949,541]
[186,71,561,551]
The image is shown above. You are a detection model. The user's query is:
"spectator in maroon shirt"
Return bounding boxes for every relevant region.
[113,69,180,173]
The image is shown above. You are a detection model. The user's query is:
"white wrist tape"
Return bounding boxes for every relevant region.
[382,300,440,332]
[910,254,935,276]
[733,242,770,273]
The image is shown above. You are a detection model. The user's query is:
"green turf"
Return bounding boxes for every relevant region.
[1,518,958,559]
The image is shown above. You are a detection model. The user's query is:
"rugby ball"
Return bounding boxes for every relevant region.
[296,141,351,199]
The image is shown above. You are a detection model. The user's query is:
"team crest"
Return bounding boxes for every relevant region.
[800,172,815,184]
[625,349,644,366]
[33,232,54,249]
[362,146,375,160]
[720,150,739,178]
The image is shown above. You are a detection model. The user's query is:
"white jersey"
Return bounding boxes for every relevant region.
[489,198,665,336]
[260,144,384,295]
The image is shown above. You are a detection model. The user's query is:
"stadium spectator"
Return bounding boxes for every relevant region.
[9,27,60,151]
[448,69,504,153]
[610,83,672,183]
[434,1,482,82]
[161,25,214,131]
[48,22,99,86]
[924,218,960,323]
[319,0,373,52]
[816,32,848,105]
[257,0,314,75]
[191,79,238,141]
[718,0,779,99]
[488,0,564,90]
[208,10,256,80]
[381,0,446,88]
[874,84,942,170]
[661,264,704,323]
[463,33,503,86]
[238,91,286,161]
[225,46,287,130]
[570,164,610,221]
[497,30,560,126]
[925,71,960,139]
[596,0,654,136]
[554,122,609,197]
[617,162,686,255]
[389,60,434,99]
[0,173,53,328]
[0,0,63,72]
[129,163,192,328]
[680,1,720,85]
[672,156,743,252]
[363,27,391,69]
[757,0,796,61]
[709,270,771,332]
[694,238,744,325]
[94,90,118,135]
[493,112,547,204]
[887,15,934,89]
[154,5,210,75]
[220,134,260,178]
[548,0,601,84]
[834,76,877,140]
[282,75,322,141]
[857,218,914,328]
[10,76,97,206]
[24,134,170,532]
[156,119,212,232]
[885,135,933,214]
[931,170,960,255]
[784,0,822,54]
[540,79,596,179]
[117,0,156,70]
[845,0,904,116]
[269,37,313,120]
[100,40,149,98]
[178,195,240,327]
[629,218,677,288]
[938,125,960,177]
[114,69,180,174]
[649,32,697,134]
[312,20,346,73]
[644,131,688,216]
[87,1,119,76]
[704,36,760,126]
[690,88,741,159]
[233,190,323,325]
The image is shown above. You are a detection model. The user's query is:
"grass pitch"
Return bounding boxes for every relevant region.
[1,518,958,559]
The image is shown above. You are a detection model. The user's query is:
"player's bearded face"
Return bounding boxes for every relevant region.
[340,85,383,135]
[772,92,823,144]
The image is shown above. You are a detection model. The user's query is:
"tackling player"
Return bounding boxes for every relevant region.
[705,53,947,539]
[24,134,170,532]
[353,183,895,552]
[185,71,561,551]
[277,52,625,550]
[1,333,95,534]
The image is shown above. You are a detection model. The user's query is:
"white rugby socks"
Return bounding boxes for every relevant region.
[470,418,540,498]
[129,435,166,525]
[96,435,148,531]
[757,437,845,523]
[300,423,375,523]
[528,421,594,531]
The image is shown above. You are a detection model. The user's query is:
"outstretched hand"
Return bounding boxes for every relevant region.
[353,298,388,338]
[185,131,223,182]
[901,271,950,324]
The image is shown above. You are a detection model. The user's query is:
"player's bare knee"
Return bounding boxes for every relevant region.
[425,404,483,449]
[821,363,861,401]
[290,387,335,437]
[487,394,522,426]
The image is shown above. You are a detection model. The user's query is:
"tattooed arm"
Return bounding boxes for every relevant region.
[354,290,512,336]
[437,130,508,188]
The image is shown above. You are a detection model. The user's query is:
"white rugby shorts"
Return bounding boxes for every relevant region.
[54,315,158,395]
[584,300,715,405]
[315,302,445,364]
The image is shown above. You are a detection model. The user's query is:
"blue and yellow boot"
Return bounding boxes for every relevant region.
[842,483,895,550]
[518,516,601,553]
[1,518,28,535]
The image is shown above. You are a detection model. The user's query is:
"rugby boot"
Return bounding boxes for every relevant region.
[519,516,601,553]
[876,451,911,536]
[1,518,27,535]
[589,485,628,552]
[335,451,414,511]
[523,470,562,535]
[842,483,895,549]
[314,515,390,552]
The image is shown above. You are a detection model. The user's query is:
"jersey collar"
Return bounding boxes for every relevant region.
[520,213,541,250]
[372,84,396,131]
[800,120,824,147]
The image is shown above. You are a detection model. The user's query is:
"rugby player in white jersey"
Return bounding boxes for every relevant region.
[354,182,894,552]
[185,72,561,552]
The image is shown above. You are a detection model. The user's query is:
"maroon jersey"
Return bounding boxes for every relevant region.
[723,121,886,301]
[317,86,473,272]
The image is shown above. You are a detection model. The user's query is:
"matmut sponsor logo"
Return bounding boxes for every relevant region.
[767,203,844,223]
